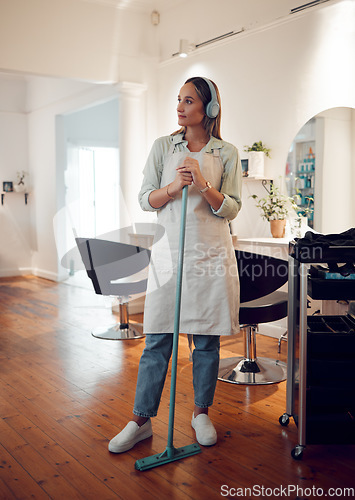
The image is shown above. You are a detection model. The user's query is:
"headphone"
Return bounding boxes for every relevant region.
[201,77,220,119]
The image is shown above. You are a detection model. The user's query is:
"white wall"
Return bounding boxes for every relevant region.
[156,0,355,237]
[0,76,32,276]
[0,0,118,81]
[318,108,354,233]
[63,98,119,147]
[0,0,157,83]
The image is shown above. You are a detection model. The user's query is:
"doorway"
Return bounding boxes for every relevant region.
[69,145,120,238]
[63,144,119,288]
[57,97,120,285]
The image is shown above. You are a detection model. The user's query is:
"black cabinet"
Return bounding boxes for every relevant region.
[279,242,355,459]
[306,315,355,444]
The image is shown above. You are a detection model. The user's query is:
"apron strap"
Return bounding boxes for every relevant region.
[212,149,220,158]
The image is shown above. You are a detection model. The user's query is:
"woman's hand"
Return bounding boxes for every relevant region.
[148,158,194,208]
[148,155,224,210]
[167,159,194,198]
[176,157,206,192]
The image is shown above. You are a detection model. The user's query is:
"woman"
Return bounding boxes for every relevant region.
[109,77,242,453]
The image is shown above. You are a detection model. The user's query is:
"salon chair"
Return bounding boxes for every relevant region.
[76,237,150,340]
[218,250,288,385]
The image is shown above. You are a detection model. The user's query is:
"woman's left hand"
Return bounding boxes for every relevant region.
[176,157,206,191]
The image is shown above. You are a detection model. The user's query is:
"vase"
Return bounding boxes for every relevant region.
[292,216,308,238]
[270,219,286,238]
[14,183,26,193]
[248,151,265,178]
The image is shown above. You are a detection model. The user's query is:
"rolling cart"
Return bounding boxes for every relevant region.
[279,239,355,459]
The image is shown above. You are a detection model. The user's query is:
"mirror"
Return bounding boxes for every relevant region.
[285,107,355,234]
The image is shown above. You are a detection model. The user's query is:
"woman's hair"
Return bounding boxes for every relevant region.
[172,76,222,140]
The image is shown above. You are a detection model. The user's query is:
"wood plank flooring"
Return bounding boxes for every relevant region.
[0,276,354,499]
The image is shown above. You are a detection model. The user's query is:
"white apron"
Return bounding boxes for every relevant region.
[143,143,240,335]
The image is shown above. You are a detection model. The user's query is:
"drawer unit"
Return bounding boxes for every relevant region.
[280,241,355,459]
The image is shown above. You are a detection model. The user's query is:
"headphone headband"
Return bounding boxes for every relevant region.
[201,77,220,119]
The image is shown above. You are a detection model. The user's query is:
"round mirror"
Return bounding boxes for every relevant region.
[285,107,355,234]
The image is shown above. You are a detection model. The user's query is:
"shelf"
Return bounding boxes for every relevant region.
[296,171,315,176]
[1,192,29,205]
[308,277,355,300]
[242,176,272,181]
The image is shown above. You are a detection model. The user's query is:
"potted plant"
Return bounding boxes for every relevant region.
[13,170,28,193]
[292,192,314,236]
[250,183,297,238]
[244,141,271,178]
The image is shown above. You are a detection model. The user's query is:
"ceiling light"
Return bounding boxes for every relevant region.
[178,39,189,58]
[171,30,244,58]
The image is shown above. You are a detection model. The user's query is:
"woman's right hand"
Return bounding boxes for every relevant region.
[168,164,193,198]
[148,159,192,209]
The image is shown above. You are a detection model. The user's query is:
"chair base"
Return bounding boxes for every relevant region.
[92,323,144,340]
[218,356,287,385]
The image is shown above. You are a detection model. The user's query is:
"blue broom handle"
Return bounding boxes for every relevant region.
[167,184,188,454]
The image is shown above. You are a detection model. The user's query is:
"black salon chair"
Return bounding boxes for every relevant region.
[76,238,150,340]
[218,250,288,385]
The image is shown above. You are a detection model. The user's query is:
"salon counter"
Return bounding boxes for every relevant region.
[233,236,291,261]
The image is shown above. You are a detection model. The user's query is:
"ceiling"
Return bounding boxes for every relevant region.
[78,0,183,12]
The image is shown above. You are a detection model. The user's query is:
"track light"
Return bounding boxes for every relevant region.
[171,39,195,58]
[178,39,189,58]
[172,30,244,58]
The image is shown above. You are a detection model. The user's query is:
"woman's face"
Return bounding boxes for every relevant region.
[177,82,205,128]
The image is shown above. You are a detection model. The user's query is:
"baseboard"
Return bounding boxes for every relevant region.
[0,267,33,278]
[32,268,61,282]
[0,266,65,282]
[258,320,287,339]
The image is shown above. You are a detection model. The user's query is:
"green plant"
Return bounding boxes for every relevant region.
[294,194,314,219]
[16,170,27,186]
[244,141,271,158]
[250,183,297,221]
[291,194,314,236]
[303,196,314,216]
[292,179,314,219]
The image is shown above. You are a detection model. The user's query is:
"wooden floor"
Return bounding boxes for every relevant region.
[0,276,354,500]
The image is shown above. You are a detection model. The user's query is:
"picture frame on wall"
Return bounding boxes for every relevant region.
[241,159,249,177]
[3,181,13,192]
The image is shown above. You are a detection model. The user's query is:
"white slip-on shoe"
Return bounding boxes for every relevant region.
[108,419,152,453]
[191,413,217,446]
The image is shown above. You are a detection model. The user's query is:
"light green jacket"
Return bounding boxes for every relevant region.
[138,133,242,221]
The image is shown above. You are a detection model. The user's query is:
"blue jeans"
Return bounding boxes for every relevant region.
[133,334,220,418]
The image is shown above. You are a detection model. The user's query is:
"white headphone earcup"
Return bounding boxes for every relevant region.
[211,102,220,118]
[206,101,220,119]
[201,77,220,118]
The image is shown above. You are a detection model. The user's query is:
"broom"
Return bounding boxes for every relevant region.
[135,185,201,471]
